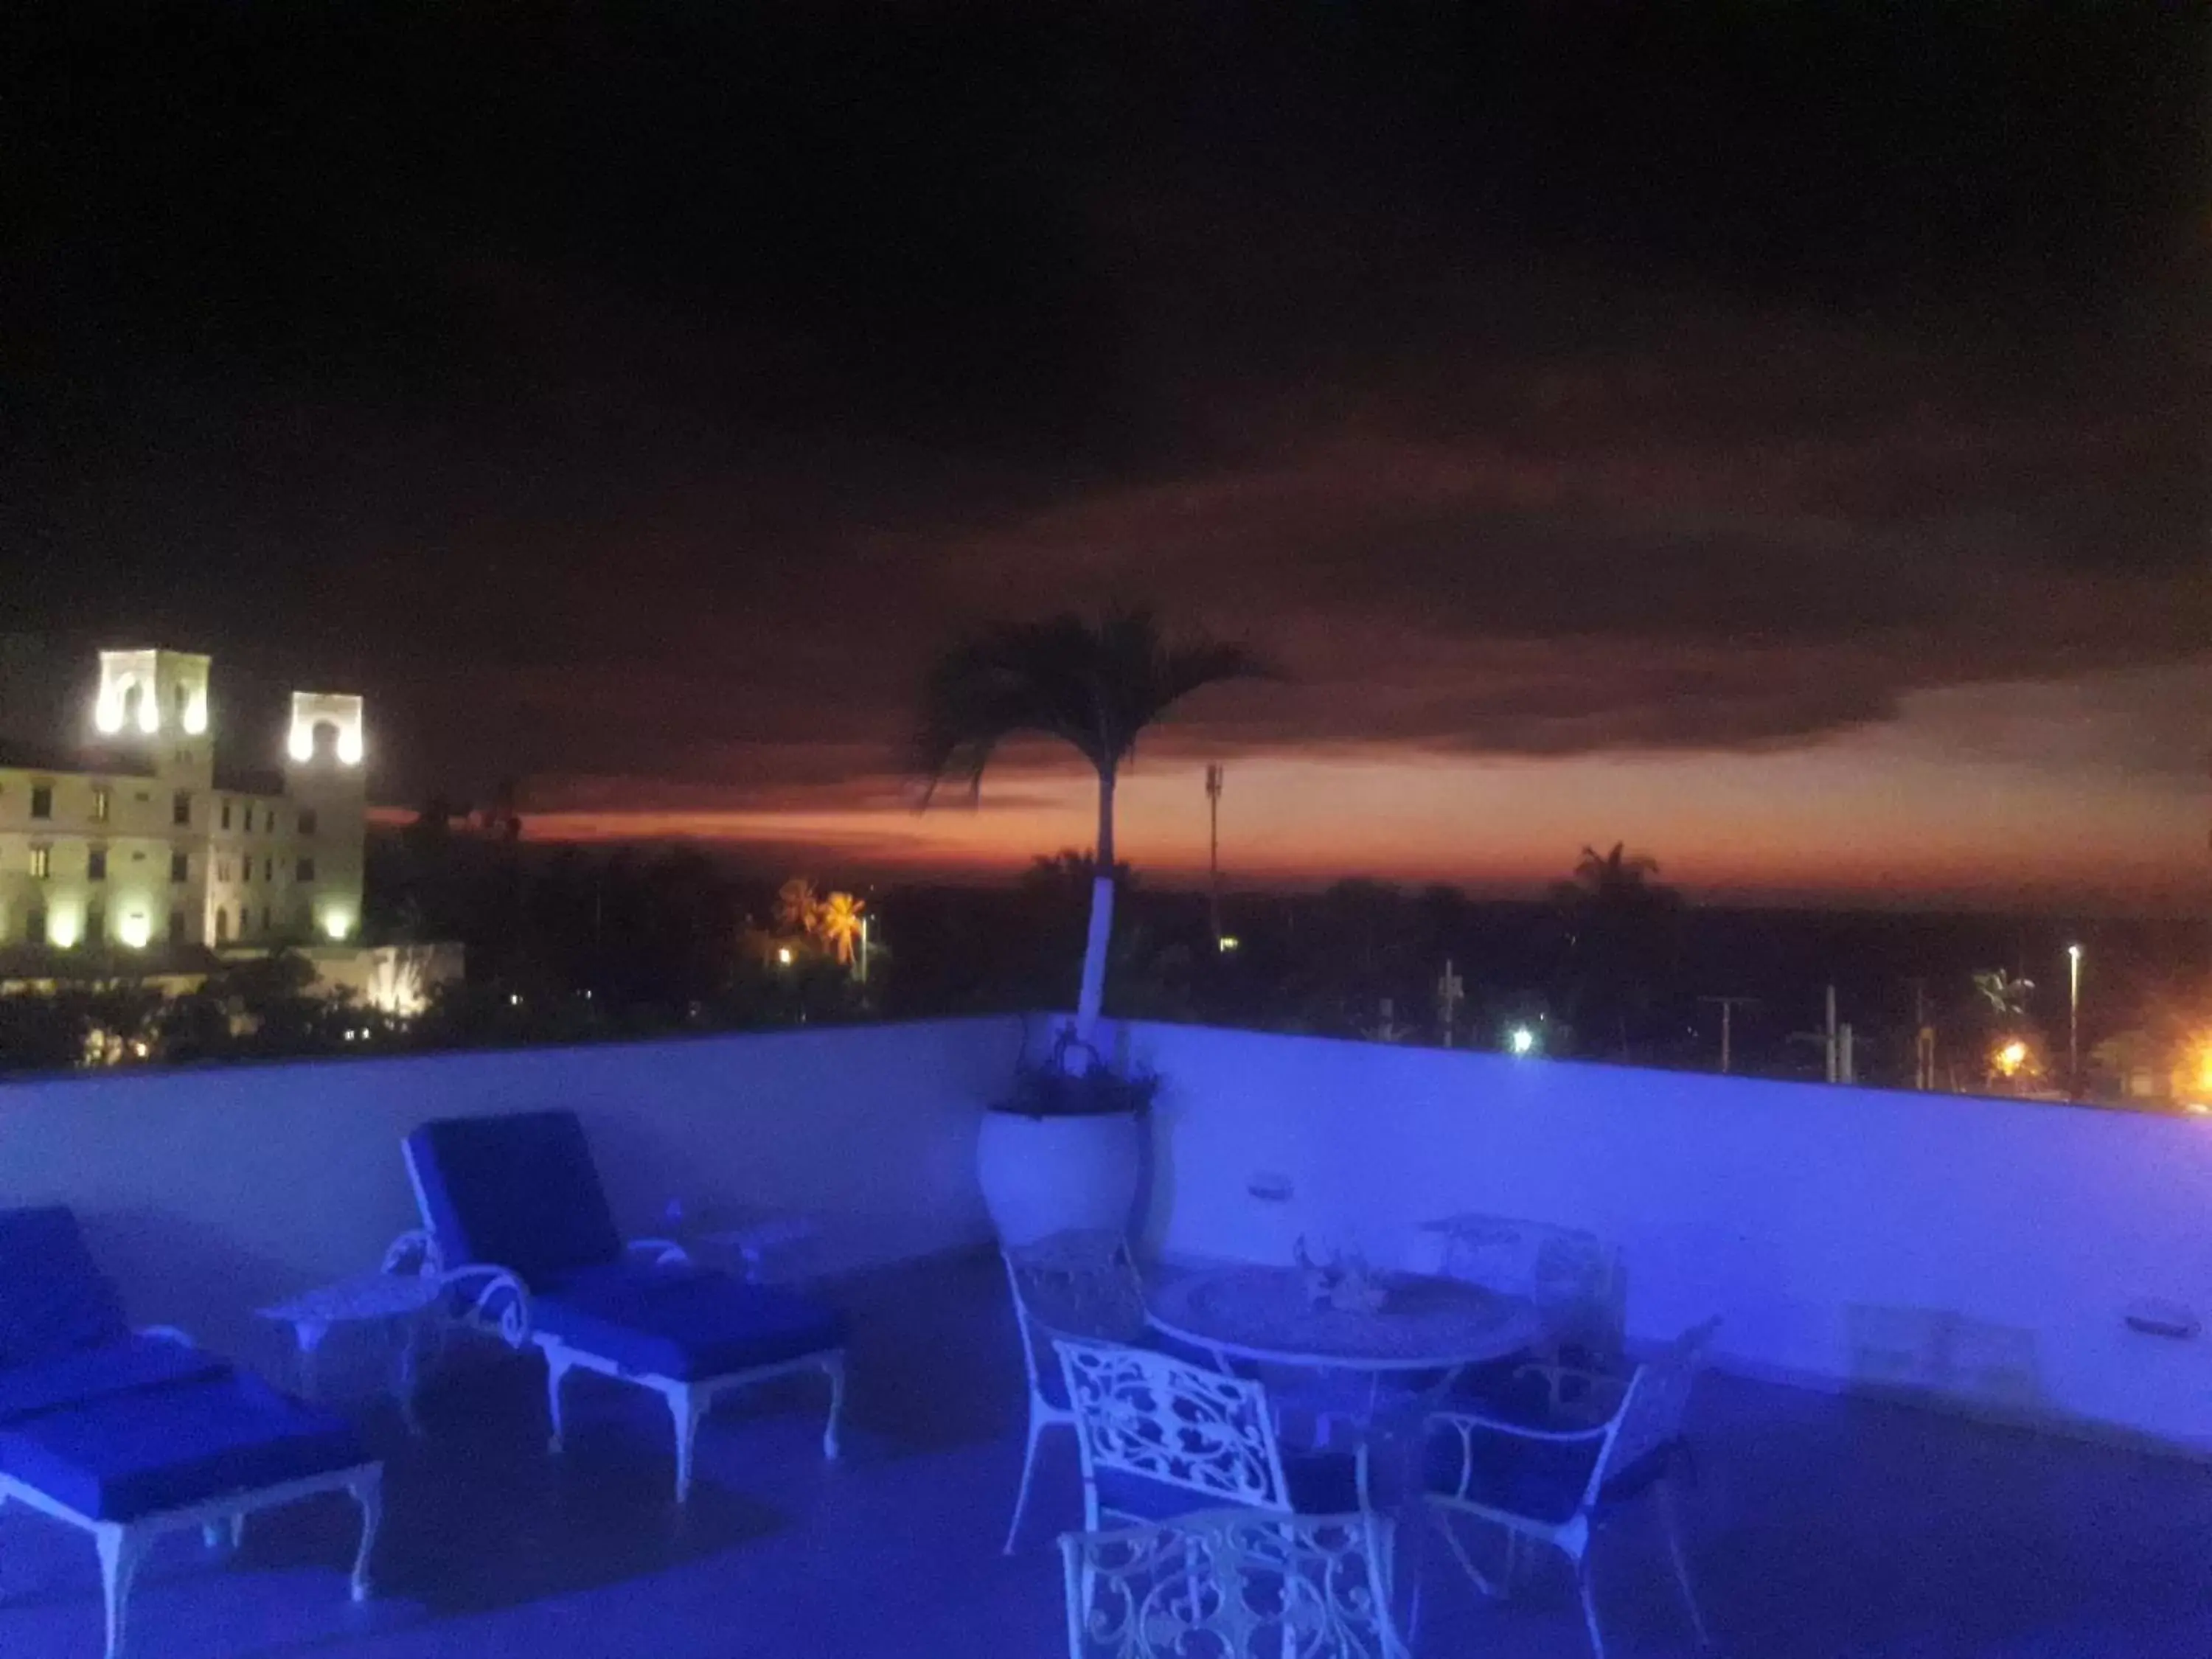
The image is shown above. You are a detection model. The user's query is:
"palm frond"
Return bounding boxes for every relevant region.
[914,608,1270,799]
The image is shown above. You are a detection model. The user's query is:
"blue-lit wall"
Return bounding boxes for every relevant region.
[1127,1020,2212,1455]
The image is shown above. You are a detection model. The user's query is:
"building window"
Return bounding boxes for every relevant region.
[91,785,111,823]
[26,906,46,945]
[173,790,192,827]
[240,858,252,884]
[264,857,274,881]
[29,845,51,880]
[87,846,108,882]
[299,808,319,835]
[30,784,52,820]
[297,857,316,883]
[169,909,186,945]
[215,908,229,944]
[220,800,232,830]
[86,902,105,942]
[261,906,272,933]
[170,849,189,883]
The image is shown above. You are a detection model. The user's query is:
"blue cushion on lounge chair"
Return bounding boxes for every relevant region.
[0,1336,228,1427]
[406,1112,624,1289]
[534,1263,846,1381]
[0,1371,367,1522]
[0,1207,131,1367]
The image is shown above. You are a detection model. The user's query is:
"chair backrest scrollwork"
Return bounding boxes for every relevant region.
[1059,1507,1407,1659]
[1054,1338,1292,1521]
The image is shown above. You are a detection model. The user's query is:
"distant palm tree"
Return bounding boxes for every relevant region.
[1551,843,1679,1057]
[1972,970,2034,1018]
[917,608,1267,1048]
[815,891,866,968]
[1561,842,1663,904]
[775,877,821,938]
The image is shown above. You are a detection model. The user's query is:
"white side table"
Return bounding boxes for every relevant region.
[257,1233,532,1436]
[258,1270,448,1435]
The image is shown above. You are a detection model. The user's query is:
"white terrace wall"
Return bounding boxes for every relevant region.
[1127,1020,2212,1454]
[0,1017,1024,1357]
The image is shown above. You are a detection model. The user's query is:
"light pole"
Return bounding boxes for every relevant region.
[2067,944,2082,1095]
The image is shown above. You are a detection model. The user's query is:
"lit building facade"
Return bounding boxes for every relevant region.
[0,649,366,955]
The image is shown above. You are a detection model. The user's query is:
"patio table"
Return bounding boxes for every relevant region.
[1147,1262,1541,1375]
[1147,1262,1545,1515]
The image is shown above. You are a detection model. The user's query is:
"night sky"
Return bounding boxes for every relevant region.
[6,1,2206,907]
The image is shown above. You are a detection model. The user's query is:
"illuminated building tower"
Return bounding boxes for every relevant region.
[0,648,366,955]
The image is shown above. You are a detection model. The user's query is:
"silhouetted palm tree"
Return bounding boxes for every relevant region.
[1551,843,1680,1057]
[917,608,1267,1046]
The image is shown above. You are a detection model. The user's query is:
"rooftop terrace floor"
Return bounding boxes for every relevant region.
[3,1252,2206,1658]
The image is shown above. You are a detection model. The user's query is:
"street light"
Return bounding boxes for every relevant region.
[1507,1025,1537,1057]
[2067,944,2083,1096]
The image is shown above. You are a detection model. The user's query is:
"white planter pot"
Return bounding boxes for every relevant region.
[975,1109,1144,1246]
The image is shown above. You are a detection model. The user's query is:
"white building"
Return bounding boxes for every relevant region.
[0,648,366,956]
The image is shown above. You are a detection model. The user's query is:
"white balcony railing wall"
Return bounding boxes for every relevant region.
[1125,1020,2212,1455]
[2,1015,2207,1453]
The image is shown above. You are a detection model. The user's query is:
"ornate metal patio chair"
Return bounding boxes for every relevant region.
[1000,1229,1152,1550]
[1059,1506,1408,1659]
[1054,1335,1378,1532]
[0,1207,380,1659]
[1421,1316,1721,1659]
[1426,1213,1628,1407]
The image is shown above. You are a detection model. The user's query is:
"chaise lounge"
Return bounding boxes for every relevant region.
[0,1206,380,1659]
[402,1109,849,1502]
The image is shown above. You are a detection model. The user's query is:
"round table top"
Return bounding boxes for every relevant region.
[1147,1263,1541,1373]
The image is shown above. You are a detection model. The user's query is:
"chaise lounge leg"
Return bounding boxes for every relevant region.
[349,1468,383,1601]
[667,1385,706,1503]
[821,1353,846,1461]
[96,1524,146,1659]
[545,1350,576,1455]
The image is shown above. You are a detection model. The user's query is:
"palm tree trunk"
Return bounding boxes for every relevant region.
[1074,766,1116,1048]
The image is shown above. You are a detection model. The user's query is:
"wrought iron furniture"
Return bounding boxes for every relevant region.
[1145,1261,1543,1505]
[1054,1337,1303,1529]
[1000,1228,1152,1550]
[1059,1506,1408,1659]
[0,1206,380,1659]
[1422,1317,1721,1659]
[403,1110,847,1503]
[1424,1213,1628,1405]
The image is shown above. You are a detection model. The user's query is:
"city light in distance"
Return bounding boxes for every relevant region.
[1993,1039,2030,1077]
[1508,1024,1537,1056]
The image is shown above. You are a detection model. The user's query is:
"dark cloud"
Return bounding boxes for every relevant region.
[4,1,2204,828]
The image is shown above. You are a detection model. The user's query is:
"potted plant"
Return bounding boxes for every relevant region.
[913,608,1267,1241]
[974,1031,1160,1244]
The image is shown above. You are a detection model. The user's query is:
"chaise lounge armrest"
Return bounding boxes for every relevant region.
[430,1262,536,1350]
[625,1237,692,1268]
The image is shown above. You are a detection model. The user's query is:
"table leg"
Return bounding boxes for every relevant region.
[294,1320,330,1399]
